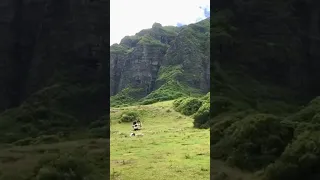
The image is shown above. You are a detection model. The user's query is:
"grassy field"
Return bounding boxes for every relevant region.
[110,100,210,180]
[0,138,109,179]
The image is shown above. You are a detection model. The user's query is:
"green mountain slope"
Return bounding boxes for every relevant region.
[110,18,210,107]
[211,2,320,180]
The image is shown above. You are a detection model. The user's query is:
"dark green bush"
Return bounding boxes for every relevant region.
[13,137,34,146]
[89,119,108,129]
[35,154,92,180]
[264,131,320,180]
[120,111,140,122]
[286,97,320,123]
[174,97,203,116]
[89,126,109,138]
[210,96,234,117]
[210,115,240,145]
[201,92,210,102]
[193,102,210,128]
[173,97,187,108]
[211,114,293,170]
[34,135,60,144]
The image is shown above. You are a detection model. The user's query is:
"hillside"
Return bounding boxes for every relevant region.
[110,101,209,180]
[211,1,320,180]
[110,18,210,106]
[0,1,109,179]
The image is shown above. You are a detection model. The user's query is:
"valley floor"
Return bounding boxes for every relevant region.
[110,101,210,180]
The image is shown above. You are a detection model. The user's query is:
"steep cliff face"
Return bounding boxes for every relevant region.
[0,0,109,114]
[0,0,109,142]
[212,0,320,102]
[110,19,210,105]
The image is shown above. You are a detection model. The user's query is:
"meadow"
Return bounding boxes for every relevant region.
[110,100,210,180]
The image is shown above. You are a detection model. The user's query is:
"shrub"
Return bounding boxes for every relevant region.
[173,97,187,108]
[211,114,293,170]
[211,96,234,117]
[34,154,92,180]
[264,131,320,180]
[120,111,140,122]
[13,137,34,146]
[19,124,38,136]
[201,92,210,102]
[210,114,240,145]
[89,126,109,138]
[34,135,60,144]
[89,119,108,129]
[174,97,203,116]
[193,102,210,128]
[286,96,320,123]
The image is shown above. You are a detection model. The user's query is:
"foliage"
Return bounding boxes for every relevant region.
[193,102,210,128]
[120,111,140,123]
[110,43,130,54]
[33,154,92,180]
[110,87,145,107]
[89,126,109,138]
[173,97,203,116]
[137,34,168,47]
[211,114,293,171]
[264,131,320,180]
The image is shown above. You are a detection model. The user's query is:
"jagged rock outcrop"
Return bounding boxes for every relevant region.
[110,19,210,100]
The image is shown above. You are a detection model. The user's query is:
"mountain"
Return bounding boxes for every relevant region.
[211,1,320,180]
[110,18,210,106]
[0,0,109,143]
[0,1,110,179]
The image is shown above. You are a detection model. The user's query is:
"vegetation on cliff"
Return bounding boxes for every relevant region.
[211,1,320,179]
[110,18,210,108]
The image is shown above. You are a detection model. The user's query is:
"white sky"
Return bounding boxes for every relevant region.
[110,0,210,45]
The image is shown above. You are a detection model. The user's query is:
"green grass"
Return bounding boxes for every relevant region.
[0,138,109,180]
[110,100,210,180]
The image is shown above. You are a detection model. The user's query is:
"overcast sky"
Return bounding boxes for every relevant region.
[110,0,210,45]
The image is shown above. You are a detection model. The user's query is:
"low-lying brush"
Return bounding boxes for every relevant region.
[193,102,210,128]
[211,114,293,171]
[33,154,92,180]
[173,97,203,116]
[120,111,140,122]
